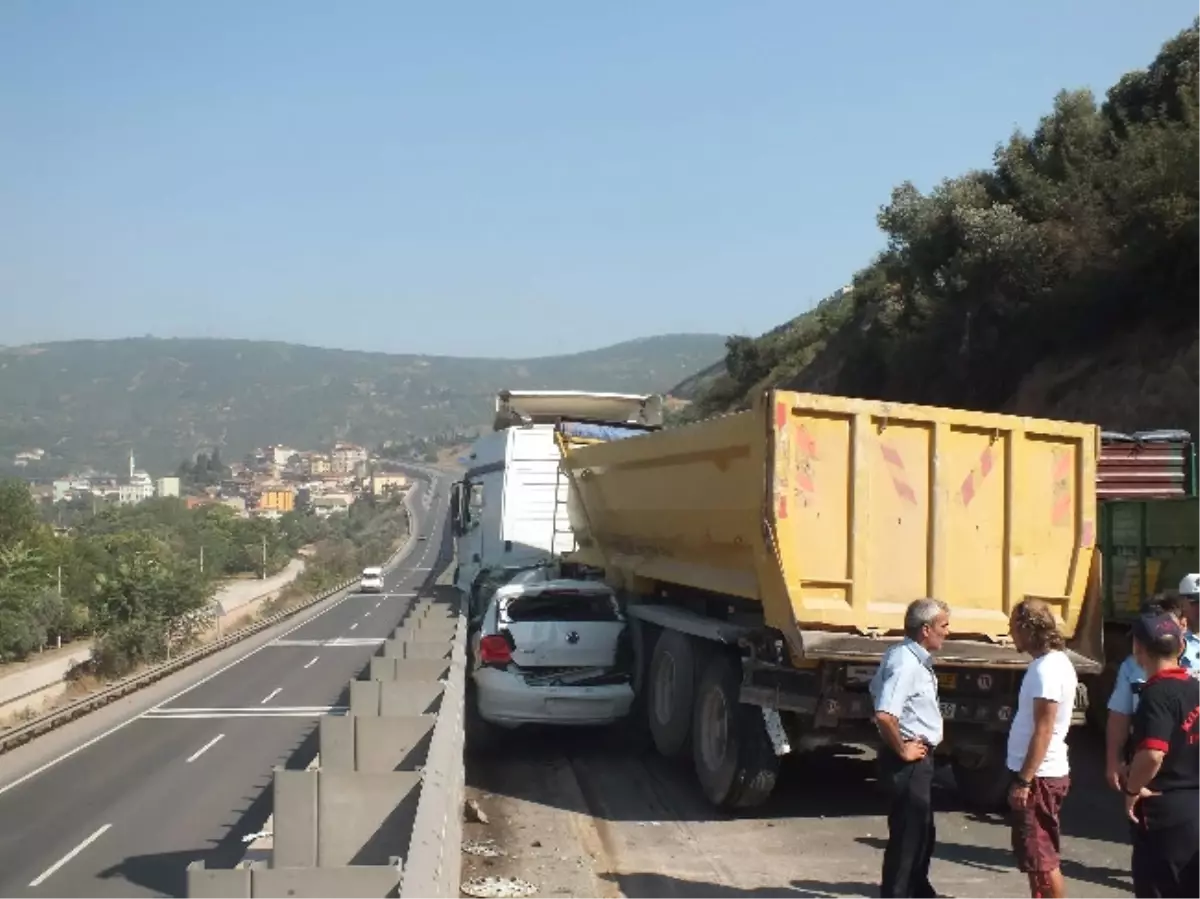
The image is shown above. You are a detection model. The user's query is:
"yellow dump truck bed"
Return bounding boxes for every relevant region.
[563,390,1100,648]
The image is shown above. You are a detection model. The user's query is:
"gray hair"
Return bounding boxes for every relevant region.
[904,598,950,640]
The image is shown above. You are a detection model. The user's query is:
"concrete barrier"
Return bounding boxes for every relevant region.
[319,714,435,772]
[349,680,444,717]
[186,862,403,898]
[187,505,466,898]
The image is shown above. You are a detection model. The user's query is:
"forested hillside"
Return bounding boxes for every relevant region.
[681,23,1199,435]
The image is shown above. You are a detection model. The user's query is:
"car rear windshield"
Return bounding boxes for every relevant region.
[504,591,620,622]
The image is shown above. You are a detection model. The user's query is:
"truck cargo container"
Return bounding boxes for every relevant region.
[559,390,1104,811]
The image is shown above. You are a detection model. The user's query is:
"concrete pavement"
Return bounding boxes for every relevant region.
[0,477,451,898]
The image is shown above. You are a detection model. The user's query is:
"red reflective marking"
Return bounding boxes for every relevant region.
[979,448,994,478]
[961,472,977,506]
[893,478,918,505]
[775,402,787,430]
[777,494,788,519]
[1051,492,1071,525]
[796,471,815,494]
[1081,520,1095,547]
[1053,450,1071,479]
[881,444,905,470]
[795,425,819,460]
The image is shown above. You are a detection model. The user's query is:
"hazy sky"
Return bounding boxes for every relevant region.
[1,1,1193,358]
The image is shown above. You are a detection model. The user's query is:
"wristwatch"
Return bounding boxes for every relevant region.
[1013,776,1032,788]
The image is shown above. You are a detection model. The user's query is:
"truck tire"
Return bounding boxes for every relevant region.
[692,652,780,810]
[648,629,703,758]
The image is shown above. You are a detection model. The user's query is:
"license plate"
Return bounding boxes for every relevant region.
[937,672,957,690]
[939,701,956,720]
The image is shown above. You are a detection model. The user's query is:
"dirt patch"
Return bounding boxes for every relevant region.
[462,750,617,899]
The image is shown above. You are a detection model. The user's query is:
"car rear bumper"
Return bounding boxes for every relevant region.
[474,667,634,727]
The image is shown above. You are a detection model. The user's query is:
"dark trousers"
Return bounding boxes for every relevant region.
[879,748,937,898]
[1132,818,1199,898]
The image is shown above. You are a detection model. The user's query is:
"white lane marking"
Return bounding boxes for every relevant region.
[0,497,446,800]
[147,706,339,713]
[260,687,282,704]
[364,611,371,618]
[303,656,319,669]
[271,637,385,647]
[349,622,358,631]
[29,823,112,887]
[375,601,381,608]
[143,707,347,720]
[185,733,225,763]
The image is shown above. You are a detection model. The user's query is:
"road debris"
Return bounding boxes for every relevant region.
[463,838,506,858]
[461,875,538,898]
[465,797,490,824]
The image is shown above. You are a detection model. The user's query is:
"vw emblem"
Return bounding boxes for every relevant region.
[565,631,580,644]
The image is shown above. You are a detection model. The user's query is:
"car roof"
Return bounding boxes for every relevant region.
[493,578,613,601]
[362,567,383,575]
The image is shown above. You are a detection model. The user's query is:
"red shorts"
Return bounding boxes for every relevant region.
[1011,774,1071,874]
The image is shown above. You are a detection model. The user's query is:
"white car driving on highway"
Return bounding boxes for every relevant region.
[467,566,634,732]
[359,566,384,593]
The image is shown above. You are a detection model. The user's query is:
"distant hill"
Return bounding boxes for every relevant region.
[0,334,725,475]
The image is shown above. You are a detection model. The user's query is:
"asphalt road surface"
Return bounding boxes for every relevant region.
[0,474,453,898]
[463,724,1136,898]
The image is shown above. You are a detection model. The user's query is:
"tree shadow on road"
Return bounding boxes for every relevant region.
[604,871,878,897]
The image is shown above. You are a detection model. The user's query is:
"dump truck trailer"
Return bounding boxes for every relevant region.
[559,390,1105,811]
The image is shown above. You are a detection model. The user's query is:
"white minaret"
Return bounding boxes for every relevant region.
[129,449,135,479]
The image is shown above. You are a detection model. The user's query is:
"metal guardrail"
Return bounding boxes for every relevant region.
[0,495,421,757]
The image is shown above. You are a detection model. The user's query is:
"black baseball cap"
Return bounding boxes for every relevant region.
[1132,611,1183,645]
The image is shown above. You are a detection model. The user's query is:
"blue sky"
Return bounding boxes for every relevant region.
[1,1,1193,358]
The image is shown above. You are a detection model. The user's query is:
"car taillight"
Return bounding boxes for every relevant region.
[479,635,512,665]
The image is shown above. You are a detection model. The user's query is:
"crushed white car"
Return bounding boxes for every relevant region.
[468,575,634,729]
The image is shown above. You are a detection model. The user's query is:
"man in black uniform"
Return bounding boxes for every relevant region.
[1122,611,1200,898]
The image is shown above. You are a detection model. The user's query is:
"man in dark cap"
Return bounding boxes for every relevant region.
[1122,611,1199,898]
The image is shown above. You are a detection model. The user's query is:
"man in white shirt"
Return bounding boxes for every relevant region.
[1007,599,1078,899]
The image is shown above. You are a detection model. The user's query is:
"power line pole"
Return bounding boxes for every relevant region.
[262,535,267,580]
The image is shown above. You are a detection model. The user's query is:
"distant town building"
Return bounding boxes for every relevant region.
[268,445,297,468]
[311,493,353,517]
[156,476,181,498]
[370,473,408,496]
[331,443,368,475]
[257,487,295,514]
[302,454,332,476]
[118,450,155,505]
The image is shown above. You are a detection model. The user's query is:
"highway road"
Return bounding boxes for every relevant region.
[0,474,453,898]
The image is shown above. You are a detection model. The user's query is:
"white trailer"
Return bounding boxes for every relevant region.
[450,390,663,593]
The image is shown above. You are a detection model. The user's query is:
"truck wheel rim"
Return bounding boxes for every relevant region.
[653,655,676,725]
[700,688,729,771]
